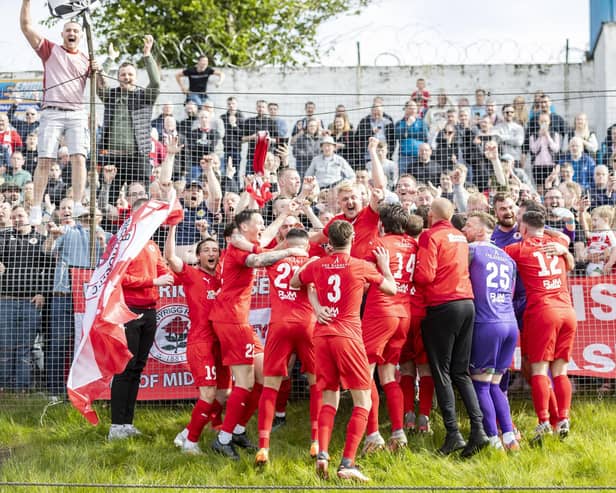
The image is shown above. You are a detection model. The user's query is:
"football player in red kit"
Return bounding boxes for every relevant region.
[291,220,396,482]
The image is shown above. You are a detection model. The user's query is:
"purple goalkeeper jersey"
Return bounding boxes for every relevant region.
[491,225,526,320]
[469,241,517,324]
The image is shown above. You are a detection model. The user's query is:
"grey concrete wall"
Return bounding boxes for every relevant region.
[4,58,602,135]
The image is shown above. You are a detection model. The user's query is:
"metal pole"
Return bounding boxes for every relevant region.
[83,13,98,268]
[565,38,569,65]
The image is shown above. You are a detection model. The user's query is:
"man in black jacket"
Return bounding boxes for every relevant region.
[96,35,159,204]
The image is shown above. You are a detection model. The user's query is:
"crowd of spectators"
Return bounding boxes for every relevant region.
[1,72,616,394]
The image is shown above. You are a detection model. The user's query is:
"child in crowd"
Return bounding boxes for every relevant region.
[584,205,616,276]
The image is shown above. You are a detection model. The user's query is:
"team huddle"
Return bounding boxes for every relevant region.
[164,183,576,482]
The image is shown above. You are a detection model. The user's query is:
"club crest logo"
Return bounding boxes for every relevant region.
[150,304,190,364]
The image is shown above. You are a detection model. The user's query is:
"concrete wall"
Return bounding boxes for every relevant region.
[5,57,603,135]
[152,63,595,131]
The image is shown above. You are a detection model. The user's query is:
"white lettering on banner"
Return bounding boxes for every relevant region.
[163,371,195,387]
[582,344,616,373]
[567,357,580,371]
[158,285,186,298]
[139,373,159,388]
[570,282,616,322]
[571,284,586,321]
[251,276,270,296]
[590,284,616,321]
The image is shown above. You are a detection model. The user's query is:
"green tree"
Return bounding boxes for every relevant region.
[89,0,371,67]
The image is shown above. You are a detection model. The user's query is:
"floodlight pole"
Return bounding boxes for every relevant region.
[83,11,98,268]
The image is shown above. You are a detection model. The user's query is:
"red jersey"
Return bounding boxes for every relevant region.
[266,256,316,327]
[406,237,426,316]
[210,244,260,324]
[414,219,474,307]
[323,206,379,259]
[363,233,415,318]
[299,252,383,340]
[122,240,169,309]
[172,264,220,343]
[0,129,22,154]
[504,236,572,311]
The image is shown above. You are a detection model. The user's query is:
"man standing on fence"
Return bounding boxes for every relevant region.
[504,211,577,445]
[20,0,90,225]
[97,35,160,205]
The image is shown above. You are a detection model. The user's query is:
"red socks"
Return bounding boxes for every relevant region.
[318,404,337,455]
[366,381,380,435]
[257,386,278,449]
[418,375,434,417]
[382,381,404,431]
[342,407,369,463]
[276,378,292,413]
[239,382,263,427]
[399,374,415,414]
[530,374,551,423]
[220,387,251,434]
[552,375,572,421]
[210,399,223,429]
[309,384,322,442]
[187,399,213,442]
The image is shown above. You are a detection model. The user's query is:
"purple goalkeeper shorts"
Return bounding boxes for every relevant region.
[470,321,518,375]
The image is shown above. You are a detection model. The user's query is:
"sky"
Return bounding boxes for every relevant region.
[0,0,589,72]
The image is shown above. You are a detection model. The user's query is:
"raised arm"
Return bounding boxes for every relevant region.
[367,137,387,190]
[214,69,225,87]
[203,156,222,213]
[143,35,160,90]
[175,70,187,94]
[20,1,43,50]
[159,136,181,200]
[164,224,184,273]
[260,201,300,247]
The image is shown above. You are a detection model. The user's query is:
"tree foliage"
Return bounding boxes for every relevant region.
[88,0,372,67]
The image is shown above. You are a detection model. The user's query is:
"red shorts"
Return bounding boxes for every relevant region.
[362,316,410,365]
[186,340,232,389]
[314,335,371,391]
[264,321,315,377]
[212,321,264,366]
[399,313,428,365]
[522,307,577,364]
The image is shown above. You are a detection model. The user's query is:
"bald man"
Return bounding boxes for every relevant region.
[414,198,489,458]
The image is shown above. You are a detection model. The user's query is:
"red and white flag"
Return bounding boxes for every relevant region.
[67,194,181,425]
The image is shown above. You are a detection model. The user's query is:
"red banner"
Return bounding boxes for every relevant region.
[567,275,616,377]
[70,268,273,400]
[70,269,616,402]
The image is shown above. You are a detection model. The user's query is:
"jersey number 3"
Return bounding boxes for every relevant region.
[327,274,341,303]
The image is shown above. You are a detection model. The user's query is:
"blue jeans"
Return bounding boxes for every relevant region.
[186,93,210,107]
[46,294,74,394]
[0,298,41,390]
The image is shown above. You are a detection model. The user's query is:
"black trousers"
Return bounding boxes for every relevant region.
[421,299,483,435]
[110,308,157,425]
